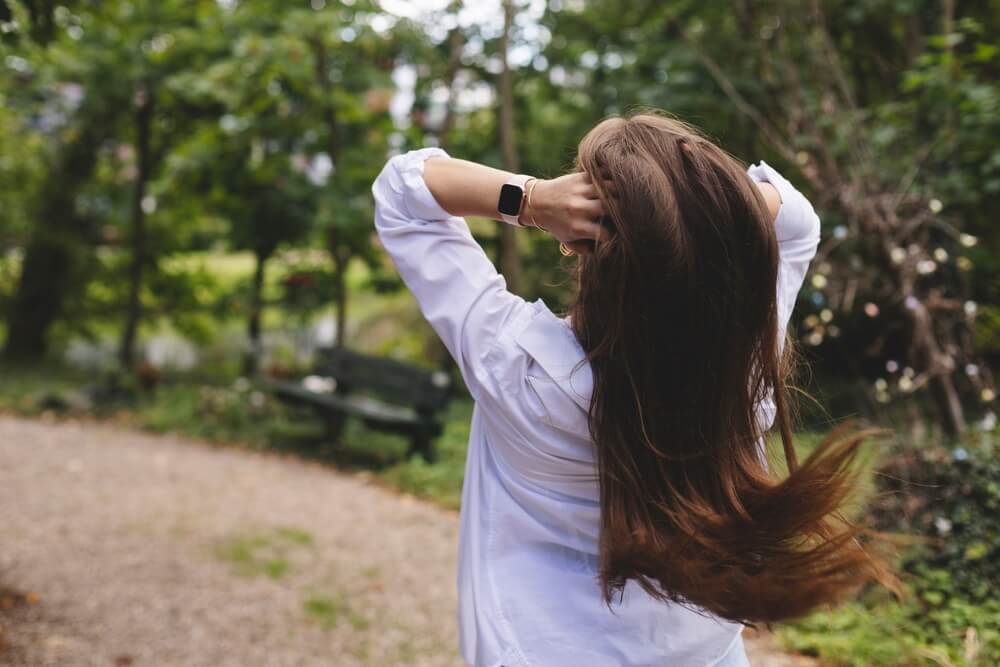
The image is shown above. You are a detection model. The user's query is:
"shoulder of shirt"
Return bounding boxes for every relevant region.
[746,160,821,248]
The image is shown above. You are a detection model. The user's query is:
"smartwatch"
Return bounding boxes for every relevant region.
[497,174,532,226]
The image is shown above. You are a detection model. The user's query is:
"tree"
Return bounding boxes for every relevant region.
[115,1,227,369]
[1,0,226,363]
[3,85,121,360]
[168,0,397,368]
[496,0,525,294]
[672,0,997,435]
[0,0,81,45]
[534,0,998,434]
[277,3,398,349]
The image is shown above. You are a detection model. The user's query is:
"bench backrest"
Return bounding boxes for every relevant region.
[314,347,452,414]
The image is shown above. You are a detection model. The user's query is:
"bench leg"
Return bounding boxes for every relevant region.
[407,434,435,463]
[323,411,347,444]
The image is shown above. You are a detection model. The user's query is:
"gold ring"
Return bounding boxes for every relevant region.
[559,242,573,256]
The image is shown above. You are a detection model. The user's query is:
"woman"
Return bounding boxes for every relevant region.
[371,112,890,667]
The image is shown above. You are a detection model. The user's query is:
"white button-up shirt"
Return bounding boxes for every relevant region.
[372,148,821,667]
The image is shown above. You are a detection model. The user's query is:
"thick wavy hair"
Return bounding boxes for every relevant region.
[570,111,895,624]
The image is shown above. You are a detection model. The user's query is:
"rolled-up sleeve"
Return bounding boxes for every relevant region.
[746,161,822,332]
[371,148,530,402]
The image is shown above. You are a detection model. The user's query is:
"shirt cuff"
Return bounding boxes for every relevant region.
[390,147,454,222]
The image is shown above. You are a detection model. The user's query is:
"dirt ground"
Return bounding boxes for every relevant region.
[0,416,818,666]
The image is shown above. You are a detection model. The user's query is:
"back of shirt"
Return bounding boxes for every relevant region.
[372,149,821,667]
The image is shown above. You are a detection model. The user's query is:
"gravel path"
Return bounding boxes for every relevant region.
[0,416,817,666]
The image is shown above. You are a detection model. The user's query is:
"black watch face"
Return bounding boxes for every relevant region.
[498,183,524,216]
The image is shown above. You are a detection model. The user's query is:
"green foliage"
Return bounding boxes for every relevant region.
[973,305,1000,356]
[277,264,340,318]
[534,0,1000,428]
[0,0,408,358]
[137,380,293,447]
[881,439,1000,600]
[0,361,92,414]
[0,95,43,253]
[782,435,1000,666]
[782,592,1000,667]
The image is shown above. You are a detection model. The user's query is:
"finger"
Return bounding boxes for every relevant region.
[572,219,605,241]
[574,174,598,195]
[579,181,602,200]
[576,198,605,219]
[587,176,618,200]
[576,171,617,201]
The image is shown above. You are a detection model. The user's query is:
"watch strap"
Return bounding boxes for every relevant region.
[499,174,532,226]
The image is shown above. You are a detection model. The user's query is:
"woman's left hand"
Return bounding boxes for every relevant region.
[524,172,606,254]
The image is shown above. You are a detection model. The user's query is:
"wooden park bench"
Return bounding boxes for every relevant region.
[269,347,453,462]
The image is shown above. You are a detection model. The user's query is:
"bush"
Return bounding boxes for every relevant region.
[781,434,1000,666]
[137,379,295,447]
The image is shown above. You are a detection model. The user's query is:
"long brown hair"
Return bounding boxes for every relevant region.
[570,111,895,624]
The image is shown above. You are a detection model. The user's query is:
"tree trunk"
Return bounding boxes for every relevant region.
[439,3,465,151]
[3,106,105,360]
[497,0,523,294]
[310,35,341,167]
[430,2,467,375]
[330,238,348,349]
[311,33,349,348]
[931,372,965,437]
[906,289,967,436]
[119,84,155,371]
[3,242,72,361]
[242,247,269,376]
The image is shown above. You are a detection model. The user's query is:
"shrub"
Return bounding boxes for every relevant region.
[781,434,1000,666]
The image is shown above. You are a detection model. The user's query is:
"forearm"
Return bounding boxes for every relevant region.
[423,157,516,221]
[418,151,604,253]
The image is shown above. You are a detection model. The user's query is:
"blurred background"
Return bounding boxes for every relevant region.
[0,1,998,665]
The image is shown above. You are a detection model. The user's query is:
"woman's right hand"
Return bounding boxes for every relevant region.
[525,172,606,254]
